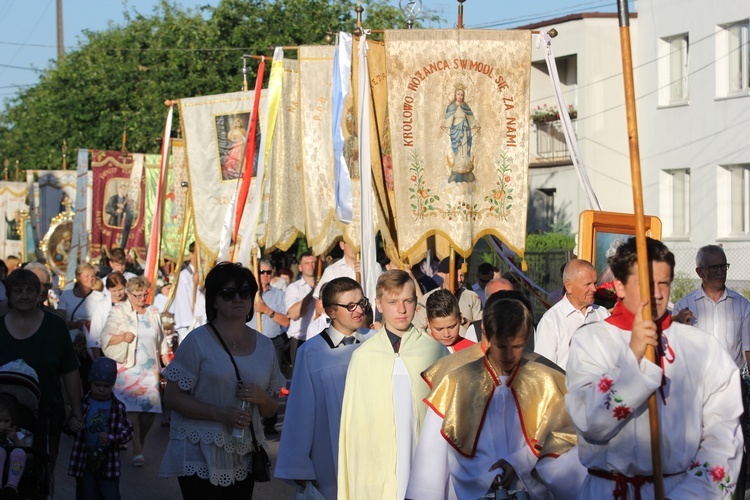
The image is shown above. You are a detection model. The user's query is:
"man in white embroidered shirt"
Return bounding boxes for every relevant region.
[534,259,610,369]
[565,237,742,499]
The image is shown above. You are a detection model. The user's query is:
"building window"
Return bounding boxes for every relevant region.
[658,34,689,105]
[659,169,690,237]
[717,164,750,238]
[716,21,750,97]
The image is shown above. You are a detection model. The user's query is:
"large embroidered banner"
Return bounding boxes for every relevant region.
[144,151,186,264]
[385,29,531,262]
[264,59,304,253]
[66,150,94,285]
[179,91,256,278]
[90,151,146,260]
[0,182,29,259]
[299,45,342,256]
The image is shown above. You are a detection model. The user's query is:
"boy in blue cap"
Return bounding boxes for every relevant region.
[68,357,133,499]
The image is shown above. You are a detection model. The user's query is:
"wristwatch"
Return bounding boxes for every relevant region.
[269,311,276,319]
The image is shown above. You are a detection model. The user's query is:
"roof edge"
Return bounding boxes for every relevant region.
[517,12,637,31]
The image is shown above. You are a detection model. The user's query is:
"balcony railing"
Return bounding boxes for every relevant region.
[535,119,573,162]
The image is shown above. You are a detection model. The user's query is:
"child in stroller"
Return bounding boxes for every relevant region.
[0,393,27,497]
[0,360,49,500]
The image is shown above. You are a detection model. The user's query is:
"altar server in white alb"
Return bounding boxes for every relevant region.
[407,298,585,500]
[275,277,374,499]
[566,237,743,499]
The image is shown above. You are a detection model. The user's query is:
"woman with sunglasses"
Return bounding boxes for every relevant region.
[102,275,170,467]
[159,262,284,499]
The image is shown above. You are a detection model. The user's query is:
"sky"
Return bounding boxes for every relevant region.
[0,0,631,109]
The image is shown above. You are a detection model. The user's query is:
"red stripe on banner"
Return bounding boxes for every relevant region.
[232,57,266,244]
[144,103,174,299]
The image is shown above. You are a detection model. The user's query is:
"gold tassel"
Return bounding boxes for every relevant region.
[521,258,528,272]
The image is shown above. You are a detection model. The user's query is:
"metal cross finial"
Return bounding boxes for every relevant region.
[399,0,422,29]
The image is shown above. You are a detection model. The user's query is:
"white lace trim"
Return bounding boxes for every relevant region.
[184,461,249,487]
[163,363,196,392]
[172,425,255,455]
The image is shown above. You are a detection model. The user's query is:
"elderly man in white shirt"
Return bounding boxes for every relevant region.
[534,259,610,369]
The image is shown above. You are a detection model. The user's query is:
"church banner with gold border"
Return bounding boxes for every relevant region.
[0,182,29,259]
[385,29,531,262]
[90,151,147,260]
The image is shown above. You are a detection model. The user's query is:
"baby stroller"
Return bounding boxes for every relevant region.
[0,360,51,500]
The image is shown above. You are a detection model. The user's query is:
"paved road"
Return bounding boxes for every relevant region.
[54,402,295,499]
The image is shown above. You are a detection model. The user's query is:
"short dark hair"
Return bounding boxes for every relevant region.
[188,241,195,254]
[298,250,314,262]
[608,237,675,284]
[5,269,41,309]
[204,262,258,322]
[483,289,534,323]
[321,277,362,310]
[477,262,494,276]
[106,271,127,290]
[483,299,533,342]
[109,248,126,264]
[425,289,460,321]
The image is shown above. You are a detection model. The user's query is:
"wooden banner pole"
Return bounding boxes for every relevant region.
[617,1,664,497]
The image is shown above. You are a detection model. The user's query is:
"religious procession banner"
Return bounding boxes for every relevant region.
[179,90,255,279]
[0,182,29,259]
[37,170,77,238]
[66,150,94,286]
[299,45,342,256]
[90,151,146,260]
[385,29,531,262]
[264,59,305,253]
[150,141,193,263]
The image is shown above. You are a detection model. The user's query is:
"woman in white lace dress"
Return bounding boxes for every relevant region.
[159,262,284,499]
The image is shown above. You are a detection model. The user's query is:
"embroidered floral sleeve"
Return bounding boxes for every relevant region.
[688,461,734,495]
[597,375,632,421]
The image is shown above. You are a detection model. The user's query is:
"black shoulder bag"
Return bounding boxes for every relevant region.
[207,323,271,482]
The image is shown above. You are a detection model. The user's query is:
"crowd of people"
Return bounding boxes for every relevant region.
[0,236,746,499]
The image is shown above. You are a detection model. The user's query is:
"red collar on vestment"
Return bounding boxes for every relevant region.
[605,300,673,331]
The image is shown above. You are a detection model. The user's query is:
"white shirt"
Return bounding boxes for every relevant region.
[534,295,610,369]
[285,277,315,340]
[471,282,487,306]
[674,287,750,368]
[566,319,742,498]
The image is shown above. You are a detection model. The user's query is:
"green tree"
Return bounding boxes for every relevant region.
[0,0,438,171]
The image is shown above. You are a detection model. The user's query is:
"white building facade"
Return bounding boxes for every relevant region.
[636,0,750,285]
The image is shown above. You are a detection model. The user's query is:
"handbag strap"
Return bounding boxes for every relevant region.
[206,322,261,447]
[70,289,93,322]
[207,322,242,384]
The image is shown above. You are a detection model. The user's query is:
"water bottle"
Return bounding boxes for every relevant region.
[231,400,250,442]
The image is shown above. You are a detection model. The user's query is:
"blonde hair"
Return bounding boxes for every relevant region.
[376,270,415,300]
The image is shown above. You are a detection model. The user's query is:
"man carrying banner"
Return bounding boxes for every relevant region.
[565,237,742,498]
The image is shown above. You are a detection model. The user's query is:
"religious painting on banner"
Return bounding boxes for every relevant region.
[144,146,191,264]
[384,30,531,263]
[179,90,257,278]
[90,151,146,260]
[0,182,29,258]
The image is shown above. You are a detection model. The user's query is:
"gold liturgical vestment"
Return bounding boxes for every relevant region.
[425,352,577,459]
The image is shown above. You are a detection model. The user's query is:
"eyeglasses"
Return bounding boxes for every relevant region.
[128,291,148,299]
[219,287,254,301]
[701,263,730,273]
[333,297,369,312]
[258,270,273,275]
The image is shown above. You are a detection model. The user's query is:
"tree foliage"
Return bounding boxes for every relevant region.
[0,0,439,172]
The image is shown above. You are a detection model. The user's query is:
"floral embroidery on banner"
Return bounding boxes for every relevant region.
[598,375,632,421]
[689,460,734,494]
